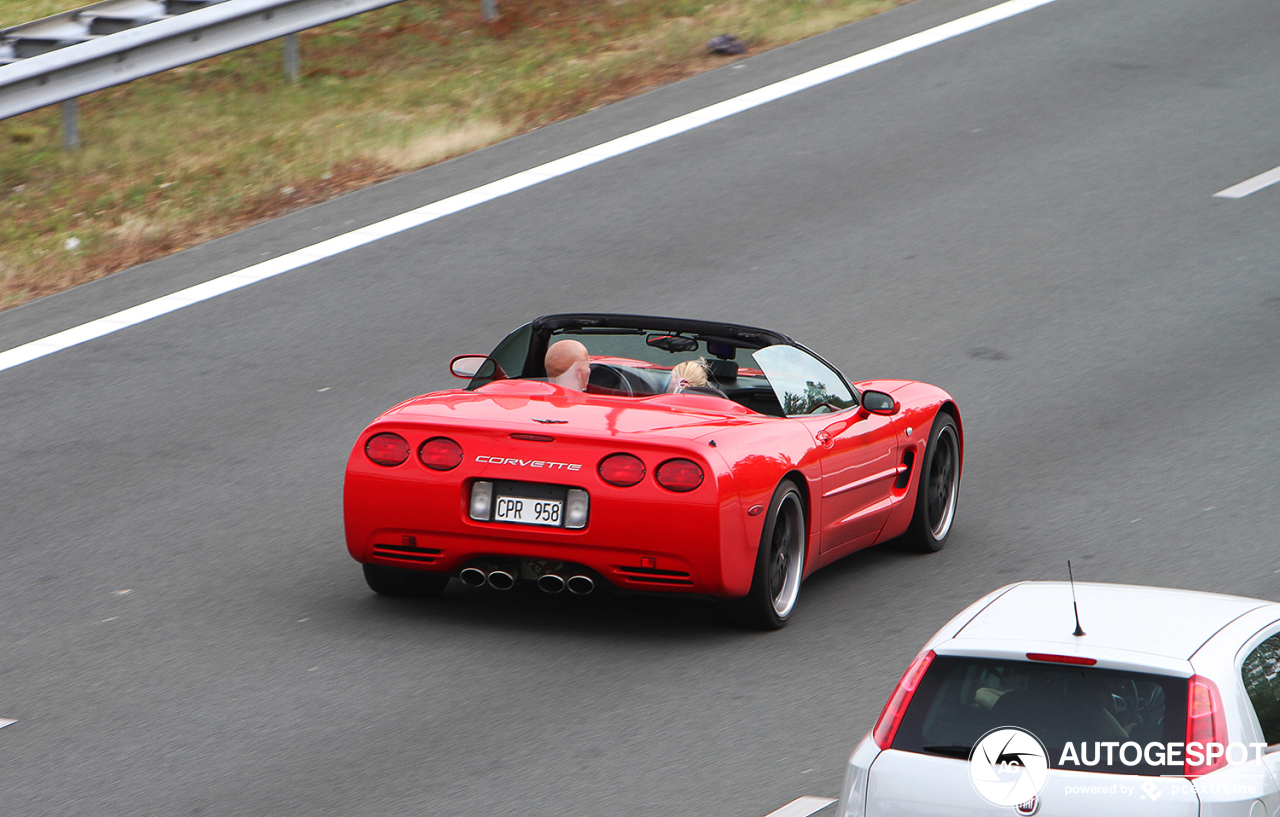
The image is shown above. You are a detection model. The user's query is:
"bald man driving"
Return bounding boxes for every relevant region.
[545,339,590,391]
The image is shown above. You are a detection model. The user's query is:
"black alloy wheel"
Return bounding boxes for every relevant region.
[902,412,960,553]
[739,479,806,630]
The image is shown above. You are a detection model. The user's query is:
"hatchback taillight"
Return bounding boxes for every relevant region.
[599,454,645,487]
[872,650,935,749]
[655,459,703,492]
[365,432,409,466]
[419,437,463,471]
[1185,675,1228,777]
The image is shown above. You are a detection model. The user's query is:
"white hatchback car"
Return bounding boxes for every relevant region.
[835,582,1280,816]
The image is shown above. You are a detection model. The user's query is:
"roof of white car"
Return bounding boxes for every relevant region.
[951,582,1275,660]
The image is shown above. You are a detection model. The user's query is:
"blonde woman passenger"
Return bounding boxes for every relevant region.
[666,359,709,393]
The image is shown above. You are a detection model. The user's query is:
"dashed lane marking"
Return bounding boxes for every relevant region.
[764,796,837,817]
[1214,164,1280,199]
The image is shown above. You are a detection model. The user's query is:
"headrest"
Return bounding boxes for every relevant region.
[706,359,738,381]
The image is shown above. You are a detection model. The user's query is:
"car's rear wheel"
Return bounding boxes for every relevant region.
[739,480,806,630]
[363,564,449,598]
[901,411,960,553]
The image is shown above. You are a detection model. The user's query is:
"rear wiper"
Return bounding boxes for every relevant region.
[920,745,973,758]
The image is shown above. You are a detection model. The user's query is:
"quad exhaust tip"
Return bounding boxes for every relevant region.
[486,569,516,590]
[459,567,487,587]
[537,574,566,594]
[461,566,592,594]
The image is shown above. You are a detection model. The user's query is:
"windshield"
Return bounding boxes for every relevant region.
[541,328,750,396]
[892,655,1188,776]
[466,319,859,417]
[471,323,813,416]
[554,329,716,370]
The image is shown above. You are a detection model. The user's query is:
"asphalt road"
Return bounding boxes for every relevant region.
[2,0,1278,814]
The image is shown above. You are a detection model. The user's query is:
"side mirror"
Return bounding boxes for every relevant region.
[450,355,496,379]
[861,390,899,416]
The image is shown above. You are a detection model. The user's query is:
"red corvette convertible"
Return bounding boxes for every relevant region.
[344,314,961,628]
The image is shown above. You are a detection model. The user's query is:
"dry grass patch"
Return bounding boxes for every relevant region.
[372,119,517,169]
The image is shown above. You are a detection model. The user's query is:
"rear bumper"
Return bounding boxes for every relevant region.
[354,528,718,594]
[343,458,754,598]
[860,748,1203,816]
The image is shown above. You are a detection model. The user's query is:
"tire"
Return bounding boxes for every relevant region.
[738,480,807,630]
[901,411,960,553]
[363,564,449,598]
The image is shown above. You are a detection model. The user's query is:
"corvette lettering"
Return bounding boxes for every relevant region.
[476,455,582,471]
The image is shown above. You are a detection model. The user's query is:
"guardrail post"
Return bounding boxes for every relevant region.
[61,98,80,150]
[283,32,300,81]
[481,0,497,21]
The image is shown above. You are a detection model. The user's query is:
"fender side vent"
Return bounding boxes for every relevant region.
[895,450,915,490]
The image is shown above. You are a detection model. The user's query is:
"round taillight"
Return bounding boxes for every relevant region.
[598,453,645,487]
[655,458,704,492]
[365,432,409,467]
[419,437,463,471]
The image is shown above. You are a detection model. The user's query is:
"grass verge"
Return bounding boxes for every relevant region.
[0,0,911,310]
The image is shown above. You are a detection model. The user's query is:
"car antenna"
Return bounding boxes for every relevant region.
[1068,560,1086,637]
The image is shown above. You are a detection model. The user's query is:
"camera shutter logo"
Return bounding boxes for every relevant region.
[968,727,1050,808]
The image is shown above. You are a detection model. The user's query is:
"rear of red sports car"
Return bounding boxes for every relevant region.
[344,313,961,629]
[343,381,770,599]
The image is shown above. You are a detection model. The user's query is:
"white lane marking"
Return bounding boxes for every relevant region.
[0,718,14,728]
[0,0,1060,375]
[1214,164,1280,199]
[765,796,837,817]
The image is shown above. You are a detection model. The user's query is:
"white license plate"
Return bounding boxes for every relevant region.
[493,496,563,527]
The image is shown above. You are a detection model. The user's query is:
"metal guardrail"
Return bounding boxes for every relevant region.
[1,1,226,64]
[0,0,411,122]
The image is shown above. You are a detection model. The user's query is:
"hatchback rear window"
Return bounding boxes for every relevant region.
[892,656,1188,776]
